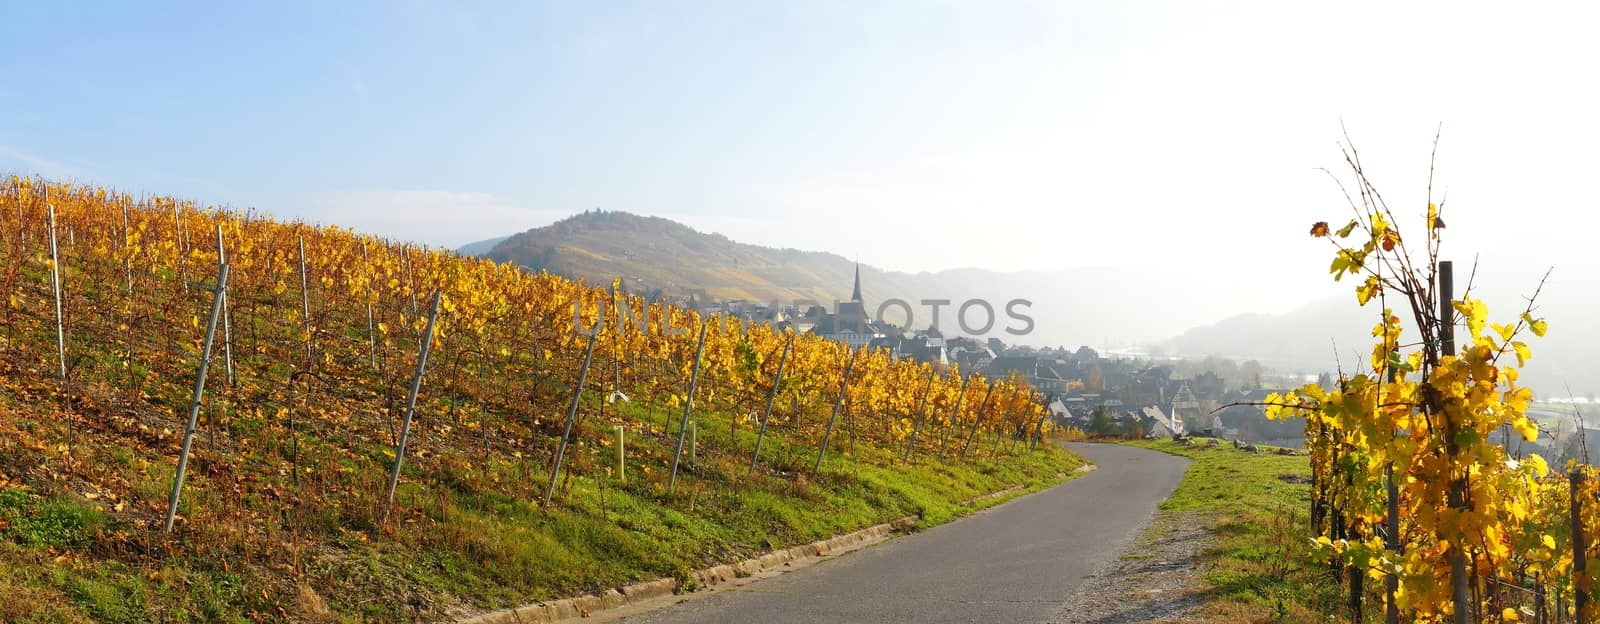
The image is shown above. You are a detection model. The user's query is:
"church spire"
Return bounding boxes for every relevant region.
[851,262,862,302]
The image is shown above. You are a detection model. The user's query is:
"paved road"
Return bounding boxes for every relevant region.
[617,442,1191,624]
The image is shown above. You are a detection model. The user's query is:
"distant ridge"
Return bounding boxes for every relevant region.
[458,236,509,257]
[485,210,894,304]
[1157,294,1596,396]
[476,210,1245,349]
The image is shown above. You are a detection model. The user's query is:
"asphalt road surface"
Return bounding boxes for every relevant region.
[617,442,1191,624]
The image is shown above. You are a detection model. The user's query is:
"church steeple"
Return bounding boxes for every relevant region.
[850,262,862,302]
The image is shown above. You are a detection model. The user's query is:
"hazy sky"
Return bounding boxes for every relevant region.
[4,1,1598,328]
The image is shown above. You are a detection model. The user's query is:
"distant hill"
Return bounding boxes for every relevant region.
[486,210,889,304]
[480,210,1242,349]
[1155,295,1377,371]
[1158,293,1598,397]
[457,236,508,257]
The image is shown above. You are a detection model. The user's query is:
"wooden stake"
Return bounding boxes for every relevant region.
[1575,470,1589,622]
[362,244,377,371]
[121,201,132,295]
[1438,260,1471,624]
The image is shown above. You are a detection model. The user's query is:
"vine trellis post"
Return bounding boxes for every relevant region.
[544,314,601,506]
[813,349,858,475]
[668,319,709,493]
[215,225,233,385]
[749,334,793,475]
[939,374,974,461]
[1436,260,1470,624]
[163,264,230,532]
[383,290,443,518]
[960,385,999,459]
[903,368,937,463]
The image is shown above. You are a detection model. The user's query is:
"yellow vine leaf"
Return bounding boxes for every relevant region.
[1511,341,1530,367]
[1452,299,1488,339]
[1528,455,1550,479]
[1521,312,1548,337]
[1356,276,1380,305]
[1511,415,1538,442]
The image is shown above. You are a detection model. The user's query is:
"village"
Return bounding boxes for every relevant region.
[686,264,1305,446]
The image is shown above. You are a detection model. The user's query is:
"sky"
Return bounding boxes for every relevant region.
[4,1,1600,332]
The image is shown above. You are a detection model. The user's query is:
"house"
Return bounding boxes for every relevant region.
[735,302,786,327]
[1167,381,1206,433]
[810,314,888,348]
[792,305,827,333]
[984,355,1069,393]
[1071,345,1099,364]
[1033,364,1067,393]
[947,337,995,371]
[1140,405,1185,438]
[868,333,949,366]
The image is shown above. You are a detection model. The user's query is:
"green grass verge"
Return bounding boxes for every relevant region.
[0,386,1082,623]
[1124,439,1342,623]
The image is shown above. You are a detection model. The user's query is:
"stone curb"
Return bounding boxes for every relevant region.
[456,515,916,624]
[457,469,1082,624]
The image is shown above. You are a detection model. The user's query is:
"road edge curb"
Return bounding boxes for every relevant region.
[456,515,917,624]
[457,467,1087,624]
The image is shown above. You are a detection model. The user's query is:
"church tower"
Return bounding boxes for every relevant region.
[851,262,863,302]
[809,261,880,348]
[836,262,869,329]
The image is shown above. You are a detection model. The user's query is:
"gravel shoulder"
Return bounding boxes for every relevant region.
[1049,500,1214,623]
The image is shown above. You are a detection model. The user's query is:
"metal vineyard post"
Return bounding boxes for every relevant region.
[163,264,230,532]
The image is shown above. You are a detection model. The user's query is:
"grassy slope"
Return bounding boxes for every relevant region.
[1124,439,1341,623]
[0,383,1080,623]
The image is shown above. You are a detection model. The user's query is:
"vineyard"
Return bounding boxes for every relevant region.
[1266,149,1579,623]
[0,176,1076,622]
